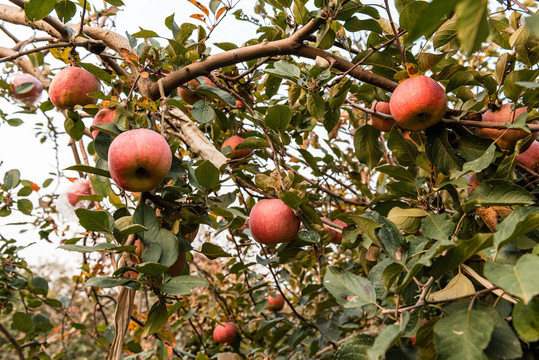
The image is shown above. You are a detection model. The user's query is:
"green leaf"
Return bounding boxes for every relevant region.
[4,169,21,189]
[376,165,416,183]
[24,0,56,21]
[265,104,292,130]
[58,243,131,253]
[143,300,168,337]
[425,124,465,175]
[481,305,523,360]
[434,309,494,360]
[455,144,498,178]
[79,63,114,84]
[236,137,269,150]
[264,60,300,80]
[455,0,489,55]
[200,242,231,260]
[85,276,139,289]
[421,213,456,241]
[64,164,111,178]
[214,42,237,51]
[512,297,539,342]
[433,18,457,49]
[161,275,209,295]
[292,0,309,25]
[387,127,418,166]
[64,114,85,141]
[344,17,382,33]
[493,206,539,250]
[367,324,402,360]
[75,209,114,234]
[464,181,536,212]
[191,100,215,124]
[323,266,377,309]
[132,28,159,38]
[31,276,48,296]
[306,93,325,120]
[335,334,375,360]
[297,149,321,176]
[17,199,32,215]
[399,1,429,32]
[354,125,383,170]
[135,262,168,276]
[404,0,460,44]
[196,85,236,106]
[195,161,220,191]
[484,254,539,304]
[12,312,33,333]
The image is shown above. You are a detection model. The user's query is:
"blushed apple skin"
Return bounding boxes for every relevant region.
[221,135,252,159]
[66,179,92,206]
[108,129,172,192]
[370,101,395,132]
[476,104,537,151]
[266,293,285,311]
[177,76,215,105]
[91,108,115,139]
[516,141,539,172]
[249,199,299,245]
[49,67,101,109]
[213,322,237,344]
[321,217,347,244]
[11,74,43,105]
[389,76,447,131]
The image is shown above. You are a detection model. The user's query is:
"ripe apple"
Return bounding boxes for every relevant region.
[221,135,252,159]
[389,75,447,131]
[49,67,101,109]
[213,322,237,344]
[321,217,347,244]
[177,76,215,105]
[91,108,115,139]
[108,128,172,192]
[66,178,92,207]
[516,140,539,171]
[266,292,285,311]
[249,199,300,245]
[10,74,43,105]
[476,104,537,151]
[369,101,396,132]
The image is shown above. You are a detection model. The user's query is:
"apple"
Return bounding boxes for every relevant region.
[467,173,480,194]
[266,292,285,311]
[389,75,447,131]
[177,76,215,105]
[66,178,92,207]
[108,128,172,192]
[213,322,237,344]
[321,217,347,244]
[516,140,539,171]
[221,135,252,159]
[10,74,43,105]
[476,104,537,151]
[249,199,300,245]
[49,67,101,109]
[91,108,115,139]
[369,101,396,132]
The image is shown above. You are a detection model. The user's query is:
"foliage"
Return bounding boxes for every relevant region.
[0,0,538,359]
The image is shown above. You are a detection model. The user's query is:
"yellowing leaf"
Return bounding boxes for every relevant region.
[190,13,206,22]
[216,6,227,20]
[427,273,475,302]
[187,0,209,16]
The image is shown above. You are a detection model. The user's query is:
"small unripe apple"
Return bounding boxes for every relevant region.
[66,179,92,207]
[321,217,347,244]
[249,199,300,245]
[91,108,115,139]
[516,140,539,172]
[389,75,447,131]
[369,101,396,132]
[10,74,43,105]
[476,104,537,151]
[221,135,252,159]
[49,67,101,109]
[108,129,172,192]
[213,322,237,344]
[266,292,285,311]
[177,76,215,105]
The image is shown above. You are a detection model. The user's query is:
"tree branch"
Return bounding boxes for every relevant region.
[0,321,24,360]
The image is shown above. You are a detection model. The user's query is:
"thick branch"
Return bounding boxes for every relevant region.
[0,4,66,39]
[0,322,24,360]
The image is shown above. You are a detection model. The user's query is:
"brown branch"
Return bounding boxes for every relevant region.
[0,46,50,86]
[0,322,24,360]
[6,0,69,39]
[0,41,89,63]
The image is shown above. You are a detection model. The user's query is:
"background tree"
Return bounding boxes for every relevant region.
[0,0,538,359]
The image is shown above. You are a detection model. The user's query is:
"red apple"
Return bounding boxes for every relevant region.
[467,173,480,194]
[321,217,347,244]
[516,140,539,171]
[249,199,300,245]
[221,135,252,159]
[476,104,537,151]
[213,322,237,344]
[177,76,215,105]
[10,74,43,105]
[66,179,92,207]
[91,108,115,139]
[389,75,447,131]
[266,292,285,311]
[49,67,101,109]
[108,128,172,192]
[369,101,396,132]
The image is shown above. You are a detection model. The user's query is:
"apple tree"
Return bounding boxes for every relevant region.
[0,0,538,359]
